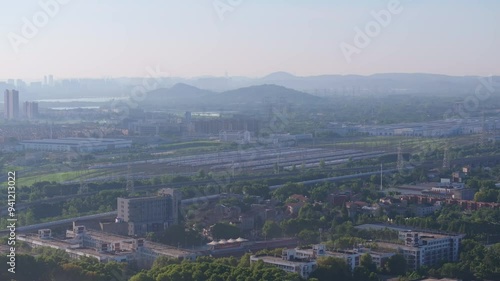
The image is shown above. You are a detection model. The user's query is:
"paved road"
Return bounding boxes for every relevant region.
[0,211,117,235]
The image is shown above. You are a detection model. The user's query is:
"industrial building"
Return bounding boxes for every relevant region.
[219,130,252,143]
[19,137,132,152]
[192,117,261,135]
[117,188,181,236]
[331,118,500,138]
[128,121,181,136]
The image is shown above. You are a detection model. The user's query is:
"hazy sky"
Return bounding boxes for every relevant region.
[1,0,499,80]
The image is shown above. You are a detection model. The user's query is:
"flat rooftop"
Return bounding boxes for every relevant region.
[85,230,136,243]
[18,234,135,258]
[355,224,412,232]
[19,229,195,259]
[252,255,314,266]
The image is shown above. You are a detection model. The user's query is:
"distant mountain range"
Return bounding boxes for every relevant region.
[142,84,322,108]
[7,72,499,101]
[140,72,500,109]
[146,83,214,105]
[173,72,500,95]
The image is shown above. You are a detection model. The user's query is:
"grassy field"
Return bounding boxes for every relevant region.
[16,169,110,187]
[159,141,224,150]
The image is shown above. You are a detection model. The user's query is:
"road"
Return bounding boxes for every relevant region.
[0,211,117,235]
[269,168,400,190]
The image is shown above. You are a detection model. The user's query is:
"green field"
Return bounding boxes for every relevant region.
[16,169,110,187]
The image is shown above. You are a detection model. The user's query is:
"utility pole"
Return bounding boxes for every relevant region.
[126,161,134,194]
[442,143,450,170]
[397,142,404,172]
[380,163,383,191]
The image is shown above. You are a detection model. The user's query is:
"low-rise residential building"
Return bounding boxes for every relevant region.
[378,231,464,270]
[410,202,442,217]
[274,244,394,272]
[400,195,500,211]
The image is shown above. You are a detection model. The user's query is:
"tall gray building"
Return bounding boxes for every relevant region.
[23,101,39,119]
[4,89,19,120]
[117,188,181,236]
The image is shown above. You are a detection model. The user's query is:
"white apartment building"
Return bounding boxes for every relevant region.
[379,231,464,270]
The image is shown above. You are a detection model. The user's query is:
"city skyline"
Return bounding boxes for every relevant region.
[1,0,499,79]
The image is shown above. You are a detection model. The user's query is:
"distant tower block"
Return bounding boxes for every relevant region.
[4,89,19,120]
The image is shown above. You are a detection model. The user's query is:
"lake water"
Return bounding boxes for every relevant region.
[35,97,127,103]
[50,106,101,110]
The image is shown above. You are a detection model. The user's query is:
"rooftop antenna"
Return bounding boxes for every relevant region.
[442,143,450,170]
[397,142,404,173]
[78,163,88,194]
[480,111,486,148]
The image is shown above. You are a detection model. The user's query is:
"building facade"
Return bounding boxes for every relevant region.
[4,89,19,120]
[117,188,181,236]
[250,254,317,279]
[391,231,464,270]
[23,101,39,119]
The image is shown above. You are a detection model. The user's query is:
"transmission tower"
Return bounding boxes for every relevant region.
[78,178,88,194]
[442,143,450,170]
[78,165,89,194]
[397,142,404,172]
[126,162,135,194]
[380,163,383,191]
[480,112,486,148]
